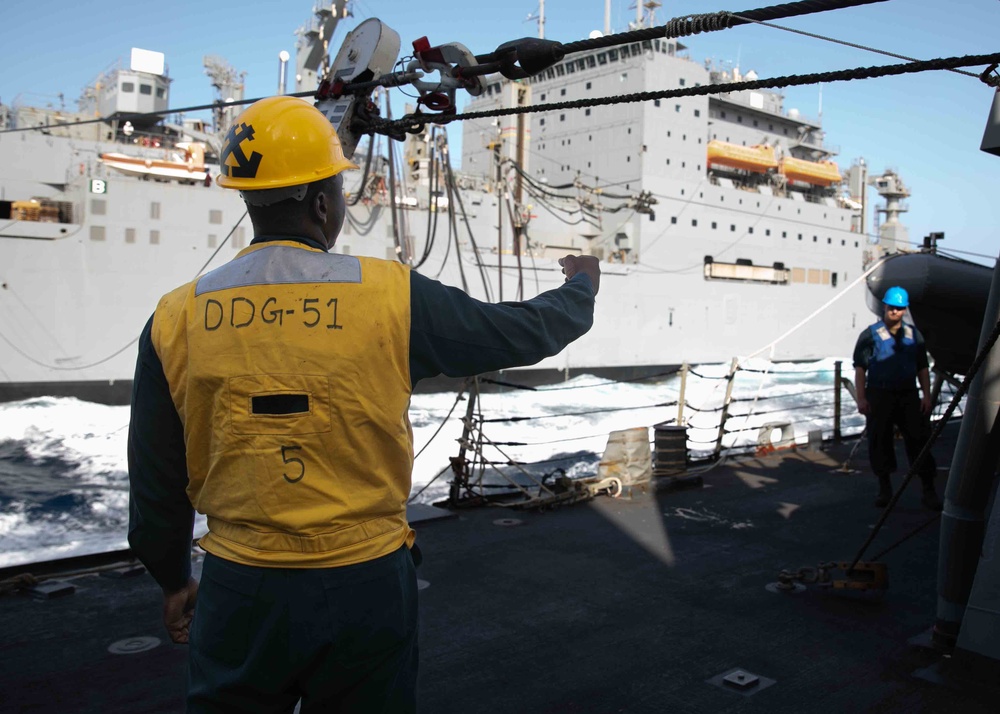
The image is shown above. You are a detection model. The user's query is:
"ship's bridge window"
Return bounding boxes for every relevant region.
[566,62,575,74]
[122,82,135,93]
[156,88,165,98]
[555,65,565,76]
[598,53,607,65]
[609,49,618,61]
[587,56,596,68]
[140,84,152,95]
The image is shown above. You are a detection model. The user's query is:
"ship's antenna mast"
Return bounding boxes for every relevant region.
[525,0,545,39]
[630,0,661,30]
[605,0,611,35]
[203,55,246,134]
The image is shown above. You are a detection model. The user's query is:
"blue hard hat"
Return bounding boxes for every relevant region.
[883,286,909,308]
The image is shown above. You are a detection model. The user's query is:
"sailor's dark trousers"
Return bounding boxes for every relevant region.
[186,545,418,714]
[865,387,937,483]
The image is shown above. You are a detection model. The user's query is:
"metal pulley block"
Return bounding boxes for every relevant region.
[407,37,486,113]
[315,18,401,158]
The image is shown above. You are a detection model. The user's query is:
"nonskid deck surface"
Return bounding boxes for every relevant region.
[2,422,996,713]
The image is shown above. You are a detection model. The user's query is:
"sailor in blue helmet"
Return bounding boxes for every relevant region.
[852,286,942,510]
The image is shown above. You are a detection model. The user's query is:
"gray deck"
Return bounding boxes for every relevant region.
[2,422,997,713]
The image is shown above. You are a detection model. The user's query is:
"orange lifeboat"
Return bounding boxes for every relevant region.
[706,140,777,174]
[779,157,842,186]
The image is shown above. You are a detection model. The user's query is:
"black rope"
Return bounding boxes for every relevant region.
[730,386,833,402]
[480,401,677,423]
[686,368,730,380]
[368,52,1000,136]
[479,366,681,392]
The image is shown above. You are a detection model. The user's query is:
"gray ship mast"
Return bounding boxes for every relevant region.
[630,0,662,29]
[203,55,246,134]
[295,1,351,93]
[869,169,910,254]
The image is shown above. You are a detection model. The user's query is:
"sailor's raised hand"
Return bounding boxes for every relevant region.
[559,255,601,295]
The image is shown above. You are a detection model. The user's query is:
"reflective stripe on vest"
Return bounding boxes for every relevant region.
[152,240,415,568]
[866,320,918,389]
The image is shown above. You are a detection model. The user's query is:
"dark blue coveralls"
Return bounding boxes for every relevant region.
[853,319,938,502]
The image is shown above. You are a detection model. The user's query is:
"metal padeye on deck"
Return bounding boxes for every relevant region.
[314,18,401,158]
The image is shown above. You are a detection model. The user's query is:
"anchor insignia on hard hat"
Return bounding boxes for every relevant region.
[220,122,263,179]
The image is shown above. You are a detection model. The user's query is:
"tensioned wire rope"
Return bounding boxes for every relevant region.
[370,52,1000,136]
[0,0,943,139]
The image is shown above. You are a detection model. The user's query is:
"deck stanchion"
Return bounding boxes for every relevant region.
[713,357,739,459]
[677,362,688,426]
[834,360,843,442]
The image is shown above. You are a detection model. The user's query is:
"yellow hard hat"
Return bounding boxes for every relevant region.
[217,96,358,191]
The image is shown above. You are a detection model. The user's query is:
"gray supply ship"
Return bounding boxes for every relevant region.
[0,1,896,404]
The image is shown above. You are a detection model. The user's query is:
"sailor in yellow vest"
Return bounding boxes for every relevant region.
[127,96,600,713]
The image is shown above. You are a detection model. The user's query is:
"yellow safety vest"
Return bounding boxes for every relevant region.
[151,240,415,568]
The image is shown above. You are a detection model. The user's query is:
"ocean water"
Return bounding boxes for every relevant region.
[0,358,882,569]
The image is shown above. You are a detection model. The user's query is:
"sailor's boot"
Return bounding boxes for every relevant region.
[874,474,893,508]
[921,478,943,512]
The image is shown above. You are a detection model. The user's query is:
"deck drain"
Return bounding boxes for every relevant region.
[493,518,522,527]
[706,667,776,696]
[108,636,161,655]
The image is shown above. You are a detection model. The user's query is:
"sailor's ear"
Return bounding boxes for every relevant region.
[312,186,329,224]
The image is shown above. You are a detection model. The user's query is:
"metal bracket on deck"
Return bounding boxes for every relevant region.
[773,561,888,593]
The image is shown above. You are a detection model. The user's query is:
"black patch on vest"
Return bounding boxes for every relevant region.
[252,394,309,415]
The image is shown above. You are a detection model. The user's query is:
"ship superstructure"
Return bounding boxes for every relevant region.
[0,3,878,403]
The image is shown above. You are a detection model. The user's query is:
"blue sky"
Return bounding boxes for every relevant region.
[2,0,997,262]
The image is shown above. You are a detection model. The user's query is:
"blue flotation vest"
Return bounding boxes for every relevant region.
[865,320,918,389]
